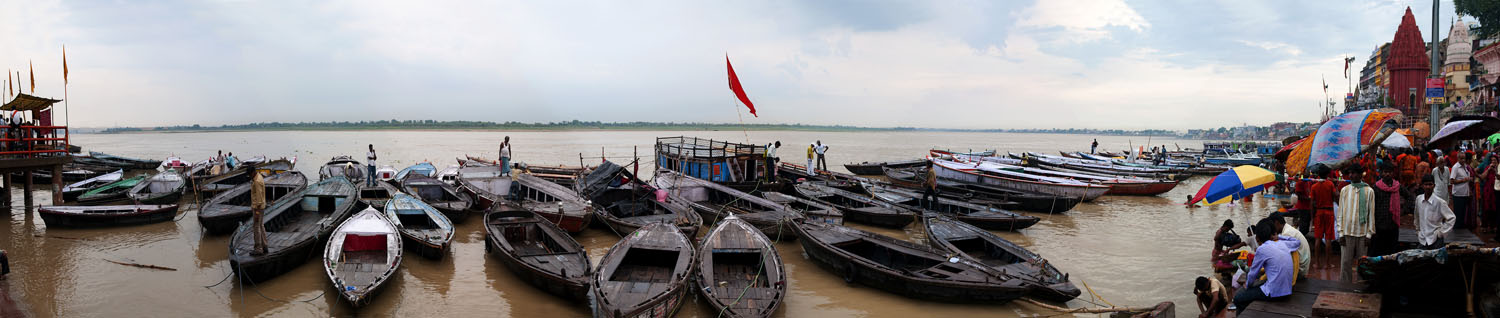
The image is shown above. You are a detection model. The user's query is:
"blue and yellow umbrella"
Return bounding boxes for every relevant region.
[1190,165,1275,206]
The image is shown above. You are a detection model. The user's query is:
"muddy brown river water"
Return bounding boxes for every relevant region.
[0,130,1279,317]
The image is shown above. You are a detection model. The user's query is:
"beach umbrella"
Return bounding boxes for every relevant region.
[1190,165,1275,206]
[1380,131,1412,149]
[1487,133,1500,145]
[1427,115,1500,150]
[1273,137,1306,161]
[1285,108,1402,176]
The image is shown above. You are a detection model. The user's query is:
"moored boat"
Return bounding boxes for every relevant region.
[791,221,1029,303]
[511,173,593,233]
[923,214,1080,302]
[761,191,843,225]
[195,159,295,195]
[358,181,401,211]
[400,174,474,223]
[384,193,454,259]
[654,170,800,239]
[198,171,309,235]
[881,167,1080,213]
[76,175,146,205]
[843,158,926,176]
[229,177,360,283]
[61,169,122,202]
[126,170,187,204]
[695,215,786,317]
[484,208,591,301]
[655,136,780,192]
[455,164,508,212]
[319,156,366,184]
[863,182,1039,231]
[576,161,702,237]
[591,222,696,318]
[395,162,437,181]
[436,164,460,186]
[38,204,178,228]
[931,159,1110,202]
[323,207,402,308]
[791,181,915,228]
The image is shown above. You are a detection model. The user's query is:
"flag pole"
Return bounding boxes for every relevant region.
[733,93,748,143]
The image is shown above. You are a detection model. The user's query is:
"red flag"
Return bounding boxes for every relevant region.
[29,60,36,93]
[63,45,69,84]
[726,55,757,117]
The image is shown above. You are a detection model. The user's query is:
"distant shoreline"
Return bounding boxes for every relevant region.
[91,121,1189,137]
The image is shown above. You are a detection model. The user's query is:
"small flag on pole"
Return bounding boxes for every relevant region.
[63,45,69,84]
[29,60,36,93]
[726,55,757,117]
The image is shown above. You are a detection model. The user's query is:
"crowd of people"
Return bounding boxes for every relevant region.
[1195,143,1500,316]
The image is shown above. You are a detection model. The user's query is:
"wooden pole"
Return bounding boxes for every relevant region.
[50,165,60,203]
[23,169,33,208]
[2,172,10,205]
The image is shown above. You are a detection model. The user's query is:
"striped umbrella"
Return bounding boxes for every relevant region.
[1285,108,1402,176]
[1190,165,1275,206]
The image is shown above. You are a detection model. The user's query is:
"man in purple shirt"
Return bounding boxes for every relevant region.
[1233,218,1302,314]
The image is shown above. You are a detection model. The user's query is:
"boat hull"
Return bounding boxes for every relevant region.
[38,205,179,228]
[792,222,1028,303]
[1101,181,1178,196]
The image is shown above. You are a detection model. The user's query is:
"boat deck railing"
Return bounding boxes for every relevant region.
[0,125,69,158]
[655,136,766,159]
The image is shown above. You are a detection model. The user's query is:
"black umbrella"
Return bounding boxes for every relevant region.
[1426,115,1500,150]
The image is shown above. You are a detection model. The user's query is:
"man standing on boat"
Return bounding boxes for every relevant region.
[806,143,815,174]
[1091,139,1098,154]
[922,160,939,210]
[764,141,779,181]
[249,162,268,256]
[499,136,512,176]
[814,140,830,171]
[366,144,377,186]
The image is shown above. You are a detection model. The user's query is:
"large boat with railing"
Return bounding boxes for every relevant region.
[654,136,779,192]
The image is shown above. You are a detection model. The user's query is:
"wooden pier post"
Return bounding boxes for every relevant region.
[1,173,10,205]
[50,165,62,203]
[22,169,33,208]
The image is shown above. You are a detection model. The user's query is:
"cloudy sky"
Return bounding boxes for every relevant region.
[0,0,1470,130]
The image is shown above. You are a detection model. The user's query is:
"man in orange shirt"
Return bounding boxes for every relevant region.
[1309,164,1338,270]
[1399,150,1419,188]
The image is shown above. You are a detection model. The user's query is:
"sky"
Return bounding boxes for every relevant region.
[0,0,1473,130]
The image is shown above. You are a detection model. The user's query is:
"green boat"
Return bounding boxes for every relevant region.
[77,175,146,205]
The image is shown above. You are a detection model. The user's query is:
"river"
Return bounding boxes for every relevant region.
[0,130,1278,317]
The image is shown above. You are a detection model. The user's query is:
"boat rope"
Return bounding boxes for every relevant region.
[203,270,235,288]
[1079,279,1115,307]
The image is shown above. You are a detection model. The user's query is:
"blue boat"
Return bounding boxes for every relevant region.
[395,162,437,181]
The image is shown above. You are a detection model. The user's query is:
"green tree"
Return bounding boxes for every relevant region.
[1457,0,1500,38]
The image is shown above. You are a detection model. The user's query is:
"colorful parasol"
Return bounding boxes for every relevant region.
[1284,108,1402,176]
[1380,130,1412,149]
[1189,165,1275,206]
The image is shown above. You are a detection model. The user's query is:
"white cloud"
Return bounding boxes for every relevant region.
[1237,40,1304,56]
[1013,0,1149,42]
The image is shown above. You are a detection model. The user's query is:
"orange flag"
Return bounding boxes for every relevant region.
[29,60,35,93]
[62,45,69,84]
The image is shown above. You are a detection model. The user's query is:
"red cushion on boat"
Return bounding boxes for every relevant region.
[342,234,386,252]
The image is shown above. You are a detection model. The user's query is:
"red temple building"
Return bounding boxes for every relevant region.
[1387,7,1430,116]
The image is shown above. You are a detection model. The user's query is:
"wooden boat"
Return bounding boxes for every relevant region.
[319,156,366,183]
[654,136,781,192]
[843,158,926,175]
[323,207,402,308]
[1019,153,1185,180]
[198,171,309,235]
[159,156,192,172]
[484,208,591,301]
[459,155,498,167]
[374,165,397,182]
[577,161,702,237]
[882,167,1080,213]
[77,175,147,205]
[62,169,122,202]
[455,164,508,212]
[760,192,843,225]
[520,163,586,187]
[591,222,696,318]
[791,221,1029,303]
[195,159,295,195]
[358,181,401,211]
[512,173,593,233]
[863,183,1039,231]
[923,214,1080,302]
[86,151,162,169]
[931,159,1110,202]
[400,174,474,223]
[126,170,187,204]
[654,170,800,240]
[791,181,915,228]
[990,156,1179,196]
[229,177,360,283]
[696,215,786,317]
[394,162,437,181]
[38,204,179,228]
[385,193,455,259]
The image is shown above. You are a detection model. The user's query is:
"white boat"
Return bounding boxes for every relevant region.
[375,165,397,181]
[931,159,1111,201]
[323,207,402,308]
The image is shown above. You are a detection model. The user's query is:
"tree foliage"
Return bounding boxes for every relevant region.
[1457,0,1500,38]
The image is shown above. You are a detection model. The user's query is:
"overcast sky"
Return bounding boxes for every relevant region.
[0,0,1468,130]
